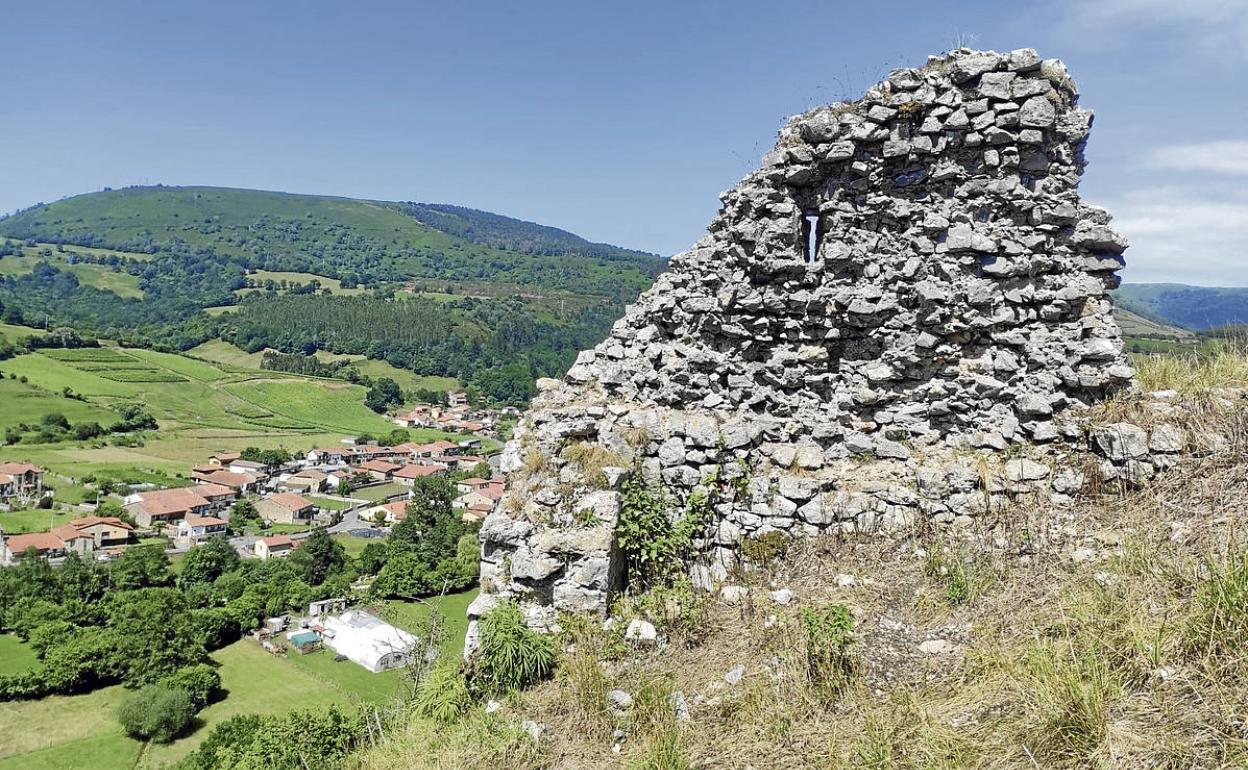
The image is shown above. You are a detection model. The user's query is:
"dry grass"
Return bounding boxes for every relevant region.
[366,441,1248,768]
[1134,344,1248,394]
[561,442,627,491]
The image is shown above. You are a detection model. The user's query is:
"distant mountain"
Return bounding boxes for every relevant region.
[0,185,665,302]
[1113,284,1248,331]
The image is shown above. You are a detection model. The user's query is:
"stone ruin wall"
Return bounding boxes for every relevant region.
[467,48,1144,642]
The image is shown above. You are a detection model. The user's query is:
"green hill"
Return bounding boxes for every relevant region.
[0,185,663,301]
[0,186,666,398]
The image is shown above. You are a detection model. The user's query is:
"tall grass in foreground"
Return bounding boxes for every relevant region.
[1134,340,1248,393]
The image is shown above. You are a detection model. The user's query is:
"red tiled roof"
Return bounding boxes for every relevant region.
[130,487,210,516]
[50,525,94,542]
[183,515,227,528]
[393,463,445,479]
[0,473,13,484]
[0,462,43,475]
[310,447,354,456]
[265,492,313,511]
[359,459,400,473]
[66,516,133,531]
[4,532,65,553]
[194,482,237,498]
[260,534,295,549]
[382,500,408,520]
[193,470,257,488]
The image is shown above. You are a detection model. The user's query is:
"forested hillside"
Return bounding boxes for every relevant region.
[0,186,666,402]
[1114,284,1248,331]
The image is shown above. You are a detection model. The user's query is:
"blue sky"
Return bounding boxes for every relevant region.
[3,0,1246,284]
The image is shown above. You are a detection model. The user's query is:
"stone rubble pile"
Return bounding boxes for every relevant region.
[469,49,1143,643]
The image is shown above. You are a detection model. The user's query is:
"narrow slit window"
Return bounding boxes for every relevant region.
[802,210,822,262]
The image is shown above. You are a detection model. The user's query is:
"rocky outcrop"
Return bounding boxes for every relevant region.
[469,48,1137,645]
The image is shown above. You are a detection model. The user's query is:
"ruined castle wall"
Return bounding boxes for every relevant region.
[468,49,1137,640]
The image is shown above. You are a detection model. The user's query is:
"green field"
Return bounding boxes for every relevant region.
[0,635,38,676]
[0,245,149,299]
[312,349,460,392]
[332,532,376,557]
[353,482,408,502]
[0,322,46,342]
[191,339,460,393]
[0,507,81,535]
[186,338,265,368]
[0,376,123,434]
[312,496,352,511]
[0,591,476,769]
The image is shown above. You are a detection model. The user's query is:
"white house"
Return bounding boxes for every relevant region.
[319,610,416,672]
[176,514,228,544]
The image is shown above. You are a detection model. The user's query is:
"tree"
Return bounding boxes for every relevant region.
[179,536,240,586]
[240,447,292,468]
[228,499,260,529]
[179,708,361,770]
[103,588,207,686]
[364,377,402,413]
[158,663,221,709]
[288,529,345,586]
[109,544,172,591]
[116,684,195,743]
[355,542,388,576]
[369,551,431,599]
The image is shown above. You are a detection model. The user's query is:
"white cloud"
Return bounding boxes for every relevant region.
[1147,140,1248,175]
[1067,0,1248,58]
[1102,184,1248,285]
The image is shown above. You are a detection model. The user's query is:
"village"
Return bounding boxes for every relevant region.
[0,395,506,675]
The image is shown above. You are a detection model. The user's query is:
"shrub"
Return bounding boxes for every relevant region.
[116,684,195,743]
[630,578,711,647]
[739,530,791,568]
[159,663,221,709]
[617,476,712,589]
[801,604,855,697]
[413,662,473,723]
[470,601,555,695]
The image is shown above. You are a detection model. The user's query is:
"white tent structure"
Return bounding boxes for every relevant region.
[320,609,416,672]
